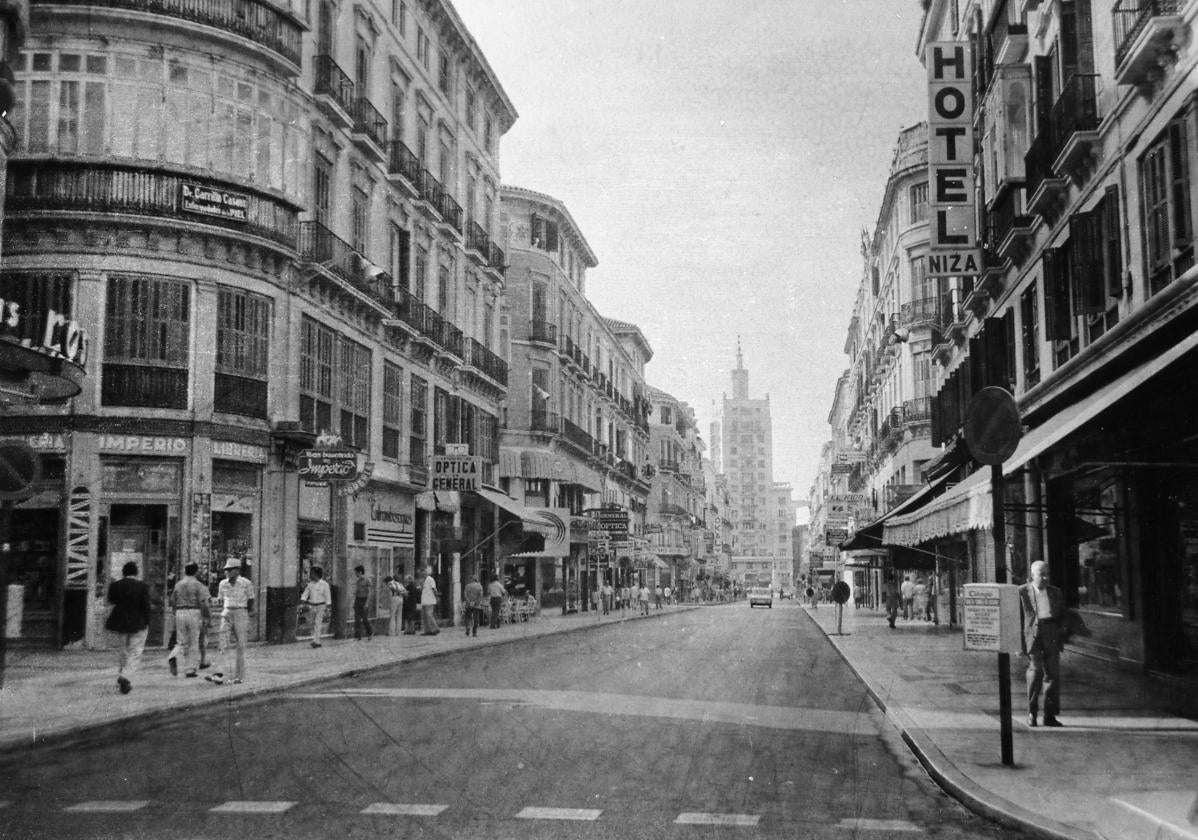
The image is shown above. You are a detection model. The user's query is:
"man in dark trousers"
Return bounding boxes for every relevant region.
[1019,560,1066,727]
[105,561,152,694]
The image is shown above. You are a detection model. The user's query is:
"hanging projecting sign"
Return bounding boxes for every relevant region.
[430,456,481,491]
[297,448,359,485]
[926,42,982,277]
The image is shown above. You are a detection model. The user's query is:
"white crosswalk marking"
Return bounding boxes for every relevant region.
[210,801,296,814]
[361,803,448,816]
[515,806,602,821]
[675,812,760,826]
[64,801,149,812]
[836,818,922,832]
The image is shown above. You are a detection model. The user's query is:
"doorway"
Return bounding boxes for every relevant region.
[105,505,177,647]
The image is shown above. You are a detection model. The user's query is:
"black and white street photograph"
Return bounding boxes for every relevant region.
[0,0,1196,838]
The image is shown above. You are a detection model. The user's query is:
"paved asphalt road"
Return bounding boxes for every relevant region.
[0,604,1029,839]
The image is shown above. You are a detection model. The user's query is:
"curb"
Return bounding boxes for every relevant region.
[801,608,1100,840]
[1,605,697,757]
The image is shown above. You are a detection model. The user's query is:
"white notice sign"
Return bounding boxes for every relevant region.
[962,583,1022,652]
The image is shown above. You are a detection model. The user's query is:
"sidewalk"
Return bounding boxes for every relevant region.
[0,603,685,753]
[804,605,1198,840]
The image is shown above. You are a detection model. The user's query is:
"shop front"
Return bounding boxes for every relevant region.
[348,483,415,633]
[95,438,188,648]
[209,440,267,641]
[297,479,334,641]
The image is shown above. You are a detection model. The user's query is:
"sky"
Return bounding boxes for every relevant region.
[453,0,929,501]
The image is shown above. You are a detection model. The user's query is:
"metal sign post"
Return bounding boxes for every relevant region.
[965,387,1022,768]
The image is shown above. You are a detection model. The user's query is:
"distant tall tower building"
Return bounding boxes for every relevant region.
[719,342,792,587]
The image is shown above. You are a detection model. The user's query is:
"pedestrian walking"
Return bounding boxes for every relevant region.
[913,577,928,621]
[105,561,151,695]
[299,567,331,648]
[1020,560,1066,727]
[167,562,210,678]
[925,576,938,622]
[487,575,506,629]
[207,557,253,685]
[403,575,419,634]
[601,581,614,615]
[385,575,405,636]
[462,575,484,637]
[620,584,630,614]
[420,566,440,635]
[352,565,374,641]
[654,585,663,609]
[884,572,900,629]
[638,583,650,615]
[900,575,915,620]
[590,584,601,619]
[663,585,672,606]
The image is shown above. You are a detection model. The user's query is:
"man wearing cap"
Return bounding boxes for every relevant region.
[207,557,253,685]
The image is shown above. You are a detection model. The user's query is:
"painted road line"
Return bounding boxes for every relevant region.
[64,801,150,812]
[361,803,448,816]
[836,818,922,832]
[515,806,602,821]
[675,813,760,826]
[210,801,296,814]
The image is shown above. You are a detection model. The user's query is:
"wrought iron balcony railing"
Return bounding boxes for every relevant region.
[899,297,941,328]
[467,221,490,255]
[530,409,560,434]
[417,170,445,213]
[387,141,421,185]
[561,418,597,455]
[528,320,557,345]
[33,0,303,69]
[6,159,298,247]
[313,55,354,116]
[1113,0,1182,67]
[1050,73,1100,150]
[351,97,388,152]
[298,220,392,308]
[464,337,508,386]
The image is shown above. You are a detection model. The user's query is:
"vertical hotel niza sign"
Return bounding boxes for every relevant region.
[926,42,981,277]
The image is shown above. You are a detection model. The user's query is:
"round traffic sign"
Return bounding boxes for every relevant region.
[965,387,1022,465]
[831,581,851,605]
[0,440,41,500]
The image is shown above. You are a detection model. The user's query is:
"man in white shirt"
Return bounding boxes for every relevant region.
[420,566,440,635]
[299,567,331,648]
[208,557,253,685]
[900,575,915,620]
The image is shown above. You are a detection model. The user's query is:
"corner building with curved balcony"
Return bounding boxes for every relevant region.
[1,0,516,648]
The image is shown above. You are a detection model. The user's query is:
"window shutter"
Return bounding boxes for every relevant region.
[969,335,986,395]
[1069,209,1105,313]
[983,316,1010,390]
[1002,309,1016,390]
[1042,248,1072,340]
[1033,55,1053,137]
[530,214,544,247]
[1101,185,1123,298]
[931,391,943,447]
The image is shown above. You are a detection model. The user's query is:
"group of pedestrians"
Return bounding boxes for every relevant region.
[885,574,937,627]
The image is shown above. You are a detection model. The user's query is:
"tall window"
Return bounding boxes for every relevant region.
[413,245,428,301]
[103,275,190,409]
[1141,116,1193,296]
[1021,282,1040,389]
[390,225,410,292]
[465,87,476,131]
[438,51,451,98]
[351,185,369,254]
[417,28,429,69]
[300,317,335,433]
[391,81,405,142]
[438,263,451,314]
[215,288,270,418]
[382,362,403,460]
[409,375,427,469]
[339,337,371,449]
[909,181,929,223]
[313,153,333,226]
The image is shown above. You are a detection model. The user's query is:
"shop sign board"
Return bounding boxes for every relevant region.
[596,509,629,539]
[0,297,91,368]
[1,432,67,452]
[180,182,249,222]
[825,527,848,546]
[926,41,982,277]
[962,583,1021,652]
[297,448,359,485]
[213,440,268,463]
[99,435,188,454]
[430,456,481,491]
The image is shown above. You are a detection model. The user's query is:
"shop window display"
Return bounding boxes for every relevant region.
[1074,481,1123,614]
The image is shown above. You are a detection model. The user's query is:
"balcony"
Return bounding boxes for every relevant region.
[463,337,508,386]
[387,141,421,196]
[560,418,596,455]
[1113,0,1187,87]
[298,220,393,311]
[102,364,188,409]
[1024,128,1068,218]
[416,170,445,218]
[902,397,932,425]
[899,297,941,330]
[986,183,1035,264]
[528,320,557,345]
[396,299,444,346]
[988,0,1028,68]
[437,191,464,236]
[658,458,681,473]
[5,159,299,247]
[313,55,354,129]
[486,242,506,276]
[32,0,303,74]
[530,409,560,435]
[1050,74,1101,180]
[436,319,463,359]
[466,221,490,261]
[350,98,388,161]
